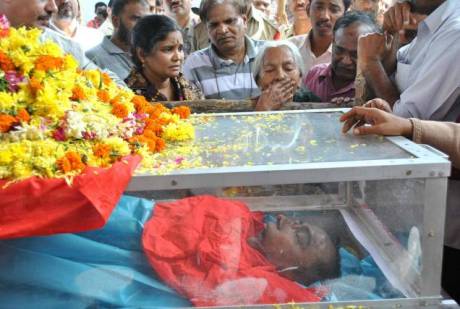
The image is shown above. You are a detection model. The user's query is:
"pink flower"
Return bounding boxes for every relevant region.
[52,128,66,141]
[83,131,96,140]
[5,71,23,92]
[0,15,10,38]
[175,157,184,165]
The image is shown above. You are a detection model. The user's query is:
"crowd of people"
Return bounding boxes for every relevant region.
[0,0,459,303]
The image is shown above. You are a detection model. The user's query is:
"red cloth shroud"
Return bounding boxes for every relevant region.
[142,195,324,307]
[0,155,141,239]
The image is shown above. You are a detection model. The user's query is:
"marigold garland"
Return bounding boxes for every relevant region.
[0,21,195,182]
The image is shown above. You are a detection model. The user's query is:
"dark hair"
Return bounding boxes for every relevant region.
[112,0,148,17]
[309,0,351,12]
[108,0,114,8]
[95,2,107,11]
[199,0,249,23]
[131,15,181,70]
[293,235,341,286]
[333,10,380,34]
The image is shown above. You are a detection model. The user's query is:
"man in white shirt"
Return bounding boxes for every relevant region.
[163,0,200,57]
[358,0,460,301]
[359,0,460,122]
[288,0,349,75]
[50,0,104,52]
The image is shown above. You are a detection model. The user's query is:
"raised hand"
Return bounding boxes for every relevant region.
[255,79,295,111]
[383,2,419,34]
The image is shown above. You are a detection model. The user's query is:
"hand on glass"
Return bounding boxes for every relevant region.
[255,79,295,111]
[340,105,413,137]
[363,98,392,112]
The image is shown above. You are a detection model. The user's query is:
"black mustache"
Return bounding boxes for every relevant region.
[316,20,332,27]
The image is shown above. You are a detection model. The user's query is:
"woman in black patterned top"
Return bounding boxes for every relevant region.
[125,15,203,102]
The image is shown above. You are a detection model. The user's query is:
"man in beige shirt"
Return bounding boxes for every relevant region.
[192,2,280,51]
[288,0,348,75]
[163,0,200,56]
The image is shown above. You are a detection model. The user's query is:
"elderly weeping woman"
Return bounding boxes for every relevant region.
[252,41,320,111]
[125,15,203,102]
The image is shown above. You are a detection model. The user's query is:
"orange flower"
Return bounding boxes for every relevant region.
[171,106,191,119]
[0,28,9,39]
[16,108,30,123]
[142,129,157,139]
[155,137,166,152]
[144,103,169,120]
[29,76,43,95]
[0,51,15,71]
[93,143,111,158]
[101,72,111,86]
[35,55,64,71]
[129,134,165,153]
[70,85,86,101]
[131,95,149,114]
[0,113,16,132]
[144,119,163,136]
[112,102,128,118]
[97,89,110,103]
[57,152,86,173]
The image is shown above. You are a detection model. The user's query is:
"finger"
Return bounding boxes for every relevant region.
[278,84,294,94]
[407,15,420,30]
[340,107,360,122]
[401,4,411,27]
[280,90,295,102]
[342,118,359,133]
[275,78,293,88]
[354,124,383,136]
[383,8,396,33]
[384,32,394,49]
[395,5,405,32]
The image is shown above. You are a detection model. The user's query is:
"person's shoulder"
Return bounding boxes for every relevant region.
[306,63,329,77]
[85,41,105,58]
[41,27,78,48]
[193,20,206,32]
[248,37,266,49]
[287,33,309,47]
[184,48,212,69]
[248,7,280,39]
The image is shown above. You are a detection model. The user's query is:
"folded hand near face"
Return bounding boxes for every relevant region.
[255,79,296,111]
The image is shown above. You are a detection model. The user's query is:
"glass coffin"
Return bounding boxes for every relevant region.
[1,110,450,309]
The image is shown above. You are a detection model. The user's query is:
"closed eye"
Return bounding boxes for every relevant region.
[296,226,311,249]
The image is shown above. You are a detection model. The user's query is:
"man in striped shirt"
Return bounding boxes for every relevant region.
[183,0,265,100]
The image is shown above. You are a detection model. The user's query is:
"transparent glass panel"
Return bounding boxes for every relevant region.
[186,112,413,167]
[1,180,429,308]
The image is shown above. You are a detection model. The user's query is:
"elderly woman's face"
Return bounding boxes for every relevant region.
[258,46,301,91]
[141,30,184,80]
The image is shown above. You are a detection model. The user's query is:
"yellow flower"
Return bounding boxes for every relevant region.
[162,121,195,141]
[0,91,17,112]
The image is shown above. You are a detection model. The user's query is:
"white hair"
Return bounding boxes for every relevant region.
[252,40,305,83]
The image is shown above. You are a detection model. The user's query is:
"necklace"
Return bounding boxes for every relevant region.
[211,45,256,100]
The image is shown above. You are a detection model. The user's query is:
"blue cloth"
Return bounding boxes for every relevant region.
[323,248,403,301]
[0,197,402,308]
[0,195,191,309]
